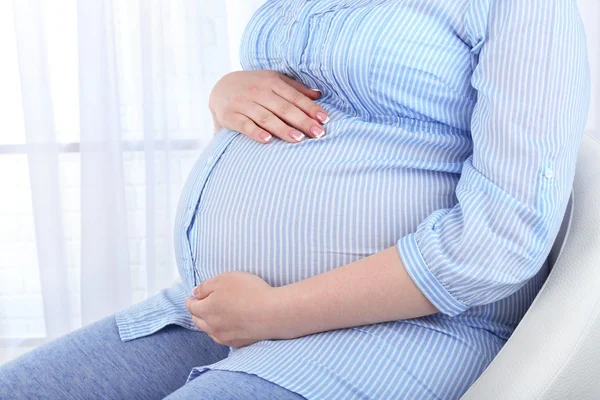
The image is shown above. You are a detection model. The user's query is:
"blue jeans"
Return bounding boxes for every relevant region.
[0,314,307,400]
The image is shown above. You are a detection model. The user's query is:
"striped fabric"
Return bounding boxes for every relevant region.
[115,0,590,398]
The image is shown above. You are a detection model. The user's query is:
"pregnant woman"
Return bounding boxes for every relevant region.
[0,0,590,399]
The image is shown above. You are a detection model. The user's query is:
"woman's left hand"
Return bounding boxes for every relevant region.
[185,271,280,349]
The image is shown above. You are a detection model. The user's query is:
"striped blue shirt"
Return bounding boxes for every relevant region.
[115,0,591,398]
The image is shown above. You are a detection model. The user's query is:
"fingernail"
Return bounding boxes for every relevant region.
[260,131,272,142]
[310,125,324,138]
[194,284,202,295]
[310,88,321,93]
[290,130,306,142]
[316,111,329,124]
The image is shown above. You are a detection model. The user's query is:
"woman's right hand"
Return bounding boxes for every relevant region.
[208,70,329,144]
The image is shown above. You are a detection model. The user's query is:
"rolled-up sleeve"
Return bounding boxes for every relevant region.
[396,0,591,317]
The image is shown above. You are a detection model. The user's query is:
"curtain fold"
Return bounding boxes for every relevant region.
[140,0,162,298]
[77,0,132,326]
[13,0,73,339]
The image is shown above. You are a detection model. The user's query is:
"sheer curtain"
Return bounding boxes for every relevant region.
[0,0,265,363]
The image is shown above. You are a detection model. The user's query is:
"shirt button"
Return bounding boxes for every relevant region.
[544,168,554,179]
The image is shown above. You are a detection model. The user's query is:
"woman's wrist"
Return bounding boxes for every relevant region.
[263,285,299,341]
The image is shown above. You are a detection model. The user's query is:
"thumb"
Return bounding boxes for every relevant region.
[193,281,213,299]
[278,73,322,100]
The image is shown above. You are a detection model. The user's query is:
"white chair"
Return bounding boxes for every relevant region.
[461,132,600,399]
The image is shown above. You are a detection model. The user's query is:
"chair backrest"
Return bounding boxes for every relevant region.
[546,190,574,273]
[461,132,600,399]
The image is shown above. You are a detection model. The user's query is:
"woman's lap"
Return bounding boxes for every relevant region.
[0,314,303,399]
[164,369,307,400]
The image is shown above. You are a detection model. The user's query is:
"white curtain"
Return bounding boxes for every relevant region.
[0,0,265,363]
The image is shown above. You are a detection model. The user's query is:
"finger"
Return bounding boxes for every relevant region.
[224,112,274,144]
[185,296,194,313]
[193,281,213,300]
[207,333,224,346]
[191,314,210,333]
[185,296,208,318]
[278,74,322,100]
[259,92,325,139]
[240,101,307,143]
[272,78,329,125]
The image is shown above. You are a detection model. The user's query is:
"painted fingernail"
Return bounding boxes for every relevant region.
[310,88,321,93]
[192,285,199,295]
[260,131,272,142]
[290,130,306,142]
[316,111,329,124]
[310,125,324,138]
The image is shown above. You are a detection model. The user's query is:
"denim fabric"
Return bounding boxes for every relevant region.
[0,314,306,400]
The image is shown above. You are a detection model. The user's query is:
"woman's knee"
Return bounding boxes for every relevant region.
[164,370,307,400]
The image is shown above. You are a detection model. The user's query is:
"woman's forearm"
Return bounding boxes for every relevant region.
[269,245,440,340]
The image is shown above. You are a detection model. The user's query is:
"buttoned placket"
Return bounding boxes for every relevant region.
[180,131,239,288]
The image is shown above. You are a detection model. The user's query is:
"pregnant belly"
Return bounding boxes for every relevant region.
[188,120,462,288]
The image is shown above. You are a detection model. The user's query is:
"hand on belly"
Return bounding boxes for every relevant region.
[184,271,282,349]
[209,70,329,143]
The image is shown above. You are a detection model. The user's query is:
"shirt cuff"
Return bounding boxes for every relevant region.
[114,280,199,342]
[396,232,469,317]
